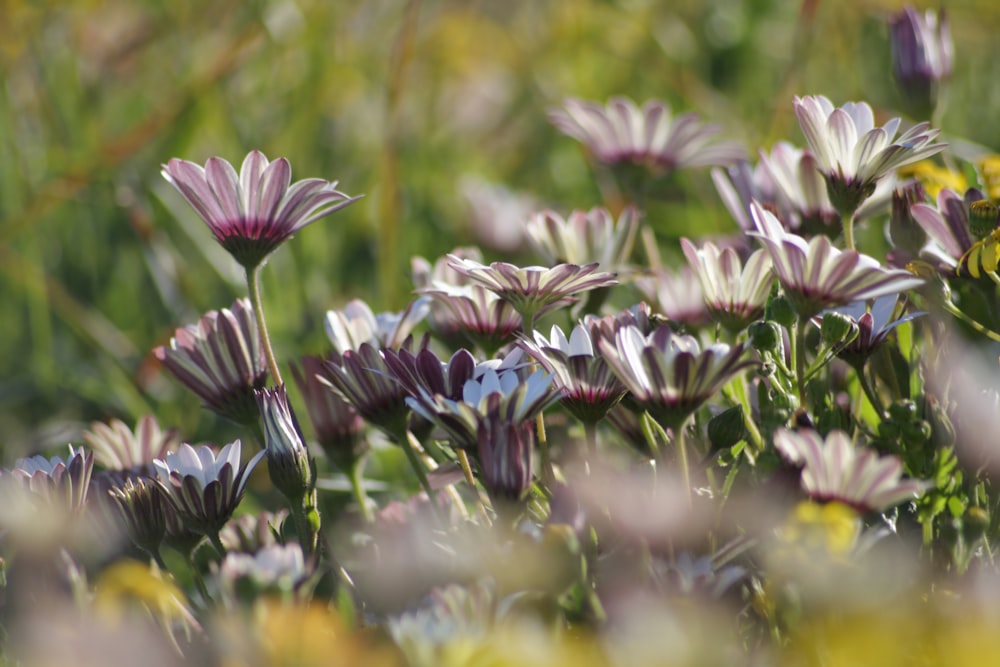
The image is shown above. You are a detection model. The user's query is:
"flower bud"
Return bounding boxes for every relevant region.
[888,399,918,423]
[749,321,782,353]
[256,386,314,505]
[478,415,534,503]
[766,296,797,329]
[708,405,748,450]
[889,183,927,255]
[820,312,858,348]
[968,200,1000,241]
[889,6,952,118]
[963,506,990,543]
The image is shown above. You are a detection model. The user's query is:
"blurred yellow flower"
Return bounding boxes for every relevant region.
[977,155,1000,201]
[898,160,966,201]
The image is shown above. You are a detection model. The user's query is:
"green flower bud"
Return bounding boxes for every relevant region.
[878,419,902,440]
[901,419,933,447]
[962,506,990,543]
[766,296,797,329]
[749,321,782,353]
[708,405,748,450]
[820,312,859,348]
[969,200,999,240]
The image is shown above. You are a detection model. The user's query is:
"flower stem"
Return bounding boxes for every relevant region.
[583,420,598,458]
[674,419,692,508]
[291,493,320,557]
[349,457,374,523]
[942,300,1000,343]
[843,211,858,252]
[186,550,212,605]
[794,318,808,408]
[246,264,283,385]
[855,363,887,420]
[403,430,443,519]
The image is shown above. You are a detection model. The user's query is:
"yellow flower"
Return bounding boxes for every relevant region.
[898,160,966,201]
[977,154,1000,201]
[779,501,861,557]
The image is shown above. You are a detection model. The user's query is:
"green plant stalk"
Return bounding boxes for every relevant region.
[674,418,693,508]
[403,430,443,520]
[794,318,808,408]
[247,263,283,385]
[856,363,887,420]
[349,457,374,523]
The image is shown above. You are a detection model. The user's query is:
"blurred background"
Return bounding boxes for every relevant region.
[1,0,997,457]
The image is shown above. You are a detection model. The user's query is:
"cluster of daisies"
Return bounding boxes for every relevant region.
[7,6,1000,666]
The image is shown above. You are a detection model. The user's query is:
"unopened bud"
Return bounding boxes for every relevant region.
[820,312,859,348]
[889,183,928,254]
[766,296,797,329]
[708,405,748,450]
[749,321,782,353]
[969,200,1000,241]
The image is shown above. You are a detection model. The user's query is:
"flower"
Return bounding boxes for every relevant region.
[256,386,313,505]
[82,414,180,474]
[153,440,264,536]
[406,368,561,450]
[446,255,618,325]
[220,509,290,554]
[153,298,268,425]
[750,202,924,319]
[219,543,308,596]
[598,324,756,429]
[8,445,95,514]
[524,206,640,272]
[291,355,365,472]
[712,157,786,231]
[825,294,925,365]
[889,7,953,117]
[793,95,944,216]
[548,96,744,174]
[459,176,539,252]
[773,428,927,513]
[520,322,627,424]
[382,347,480,404]
[107,477,167,557]
[477,415,534,502]
[162,150,360,269]
[633,265,712,328]
[910,187,987,272]
[324,297,429,353]
[413,248,523,353]
[680,239,773,332]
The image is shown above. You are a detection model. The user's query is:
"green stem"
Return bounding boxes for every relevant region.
[855,363,887,420]
[403,430,443,519]
[246,264,283,385]
[943,300,1000,343]
[349,457,374,523]
[207,530,228,561]
[794,318,808,408]
[186,550,212,605]
[291,494,320,557]
[843,211,857,252]
[583,420,598,458]
[675,419,692,508]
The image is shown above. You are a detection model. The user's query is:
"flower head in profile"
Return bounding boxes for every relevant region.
[910,187,990,273]
[793,95,944,215]
[82,414,180,476]
[599,324,756,429]
[256,386,314,505]
[826,294,925,366]
[889,7,953,117]
[774,428,927,513]
[447,255,617,326]
[549,96,744,174]
[108,477,167,558]
[524,206,640,272]
[681,239,773,332]
[162,150,361,269]
[8,445,95,514]
[750,202,924,319]
[520,322,627,424]
[633,265,712,329]
[324,297,429,353]
[153,440,264,536]
[153,298,267,425]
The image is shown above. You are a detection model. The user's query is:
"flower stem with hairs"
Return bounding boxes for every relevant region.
[349,457,374,523]
[247,264,283,385]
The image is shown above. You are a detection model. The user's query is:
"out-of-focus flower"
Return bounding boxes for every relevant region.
[910,187,990,273]
[414,248,523,354]
[383,347,480,405]
[897,160,965,202]
[712,157,786,231]
[633,265,712,328]
[757,142,840,235]
[659,550,748,599]
[524,206,640,272]
[218,543,308,599]
[220,509,289,554]
[107,477,167,557]
[680,239,773,332]
[153,298,267,425]
[549,96,744,174]
[447,255,618,326]
[256,386,313,505]
[887,181,929,262]
[459,176,539,253]
[793,95,944,217]
[599,324,755,429]
[153,440,264,537]
[520,322,627,424]
[324,297,429,353]
[9,445,95,514]
[773,428,928,512]
[977,155,1000,201]
[750,202,924,318]
[291,355,365,472]
[83,414,180,475]
[889,7,953,117]
[162,150,360,269]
